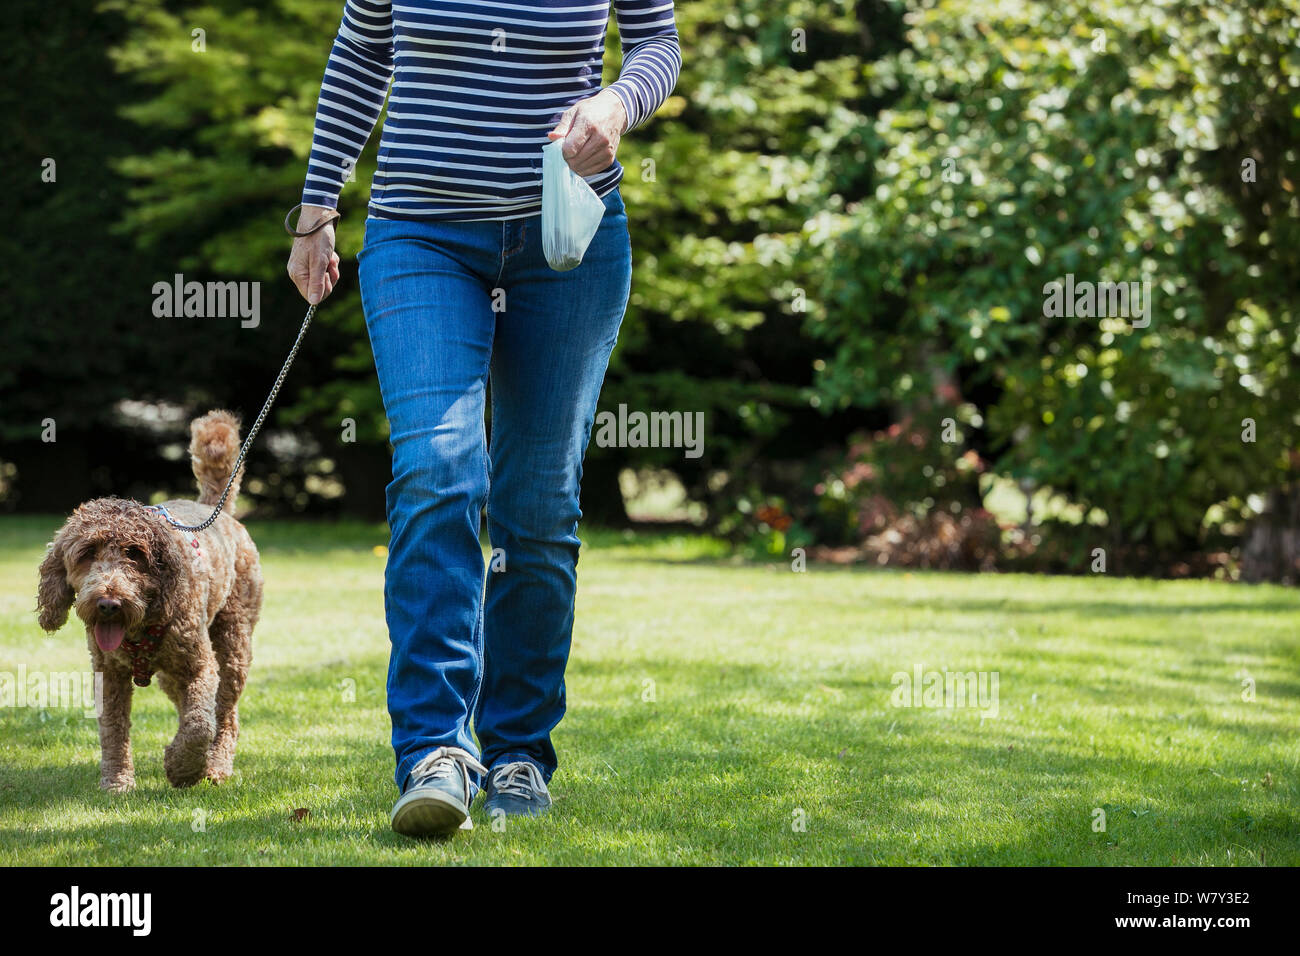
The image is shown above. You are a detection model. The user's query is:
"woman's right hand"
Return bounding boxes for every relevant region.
[287,204,342,304]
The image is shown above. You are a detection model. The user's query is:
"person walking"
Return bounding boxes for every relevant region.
[286,0,680,838]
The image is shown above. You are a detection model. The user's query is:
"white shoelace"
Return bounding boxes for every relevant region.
[408,747,488,804]
[491,761,549,799]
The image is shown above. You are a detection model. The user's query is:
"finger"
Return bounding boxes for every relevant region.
[568,142,616,177]
[308,252,330,304]
[561,113,594,160]
[548,106,577,141]
[567,135,615,174]
[328,253,341,284]
[288,258,309,300]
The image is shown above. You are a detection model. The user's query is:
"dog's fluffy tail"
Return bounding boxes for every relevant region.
[189,409,245,511]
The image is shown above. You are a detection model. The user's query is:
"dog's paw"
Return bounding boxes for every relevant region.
[100,775,136,793]
[164,744,208,789]
[203,766,232,785]
[166,770,204,788]
[164,764,205,789]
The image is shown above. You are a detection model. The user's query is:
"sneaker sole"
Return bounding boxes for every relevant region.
[391,789,472,838]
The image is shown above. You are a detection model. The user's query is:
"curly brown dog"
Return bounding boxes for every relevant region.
[36,410,263,791]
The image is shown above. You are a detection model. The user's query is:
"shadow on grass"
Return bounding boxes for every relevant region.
[3,710,1289,865]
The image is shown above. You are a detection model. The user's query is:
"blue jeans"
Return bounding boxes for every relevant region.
[357,187,632,794]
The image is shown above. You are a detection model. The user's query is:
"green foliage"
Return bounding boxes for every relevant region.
[0,2,175,443]
[12,0,1296,557]
[97,0,391,449]
[808,0,1300,552]
[592,0,890,511]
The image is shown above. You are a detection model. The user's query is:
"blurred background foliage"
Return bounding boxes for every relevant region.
[3,0,1298,579]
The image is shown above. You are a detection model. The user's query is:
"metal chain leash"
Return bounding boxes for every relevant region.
[152,302,317,533]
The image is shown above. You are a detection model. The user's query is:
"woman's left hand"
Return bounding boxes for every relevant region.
[548,89,629,177]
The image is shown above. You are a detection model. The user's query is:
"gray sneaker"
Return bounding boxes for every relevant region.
[483,760,553,818]
[391,747,487,838]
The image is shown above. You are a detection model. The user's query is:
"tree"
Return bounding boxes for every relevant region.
[808,0,1300,563]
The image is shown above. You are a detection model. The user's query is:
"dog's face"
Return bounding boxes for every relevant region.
[37,498,184,649]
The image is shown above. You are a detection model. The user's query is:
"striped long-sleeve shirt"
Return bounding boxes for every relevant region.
[301,0,681,221]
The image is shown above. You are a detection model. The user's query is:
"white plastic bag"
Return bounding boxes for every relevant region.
[541,138,606,272]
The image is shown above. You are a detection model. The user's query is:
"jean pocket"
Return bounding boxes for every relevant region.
[358,215,398,260]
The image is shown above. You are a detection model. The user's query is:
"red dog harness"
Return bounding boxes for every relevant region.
[123,626,165,687]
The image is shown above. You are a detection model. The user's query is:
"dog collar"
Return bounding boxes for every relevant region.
[145,504,204,556]
[123,626,165,687]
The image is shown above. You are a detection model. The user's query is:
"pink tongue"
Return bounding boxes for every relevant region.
[94,621,126,652]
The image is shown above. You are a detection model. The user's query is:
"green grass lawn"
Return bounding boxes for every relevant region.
[1,515,1297,865]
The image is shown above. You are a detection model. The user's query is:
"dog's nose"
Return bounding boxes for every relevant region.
[97,598,121,615]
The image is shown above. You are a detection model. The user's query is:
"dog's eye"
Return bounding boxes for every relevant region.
[125,545,147,563]
[71,545,95,564]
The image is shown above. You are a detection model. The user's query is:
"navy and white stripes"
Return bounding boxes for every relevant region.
[301,0,681,221]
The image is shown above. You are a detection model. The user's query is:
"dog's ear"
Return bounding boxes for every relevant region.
[145,519,190,627]
[36,530,74,632]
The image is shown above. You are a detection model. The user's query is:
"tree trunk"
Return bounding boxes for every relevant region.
[1240,485,1300,584]
[335,440,393,521]
[4,436,94,513]
[580,451,629,527]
